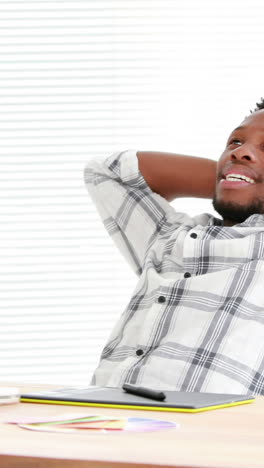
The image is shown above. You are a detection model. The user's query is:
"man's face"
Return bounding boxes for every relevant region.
[213,109,264,226]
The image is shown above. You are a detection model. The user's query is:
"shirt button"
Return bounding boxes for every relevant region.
[158,295,166,303]
[190,233,197,238]
[184,272,191,278]
[136,349,144,356]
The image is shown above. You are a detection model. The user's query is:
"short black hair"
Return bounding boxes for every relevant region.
[251,98,264,113]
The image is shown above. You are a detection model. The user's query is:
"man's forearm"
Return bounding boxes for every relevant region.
[137,151,217,201]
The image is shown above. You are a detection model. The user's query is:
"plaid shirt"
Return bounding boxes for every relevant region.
[84,150,264,395]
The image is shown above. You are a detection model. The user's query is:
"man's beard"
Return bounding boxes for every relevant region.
[212,196,264,224]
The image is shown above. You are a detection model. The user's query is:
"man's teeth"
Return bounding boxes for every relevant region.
[225,173,255,184]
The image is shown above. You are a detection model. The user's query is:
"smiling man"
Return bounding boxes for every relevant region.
[214,108,264,226]
[84,98,264,396]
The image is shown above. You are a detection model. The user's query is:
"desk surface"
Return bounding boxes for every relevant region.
[0,382,264,468]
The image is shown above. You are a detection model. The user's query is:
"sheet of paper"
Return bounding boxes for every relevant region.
[6,413,179,433]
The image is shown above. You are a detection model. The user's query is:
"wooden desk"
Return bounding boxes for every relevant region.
[0,383,263,468]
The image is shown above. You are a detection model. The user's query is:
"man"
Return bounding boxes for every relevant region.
[84,99,264,395]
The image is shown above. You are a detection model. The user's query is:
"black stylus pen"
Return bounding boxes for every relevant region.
[122,383,166,401]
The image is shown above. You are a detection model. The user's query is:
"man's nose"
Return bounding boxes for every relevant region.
[230,145,257,162]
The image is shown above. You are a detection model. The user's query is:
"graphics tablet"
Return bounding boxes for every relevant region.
[21,386,255,413]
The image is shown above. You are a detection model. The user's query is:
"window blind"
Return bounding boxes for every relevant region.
[1,0,263,385]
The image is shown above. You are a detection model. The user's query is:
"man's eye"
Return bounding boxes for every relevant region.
[229,139,241,145]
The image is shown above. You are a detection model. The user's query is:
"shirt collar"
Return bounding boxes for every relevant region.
[211,214,264,228]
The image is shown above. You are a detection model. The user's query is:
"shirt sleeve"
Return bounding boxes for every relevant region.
[83,149,192,276]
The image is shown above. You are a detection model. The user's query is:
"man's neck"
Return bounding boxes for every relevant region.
[223,219,235,227]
